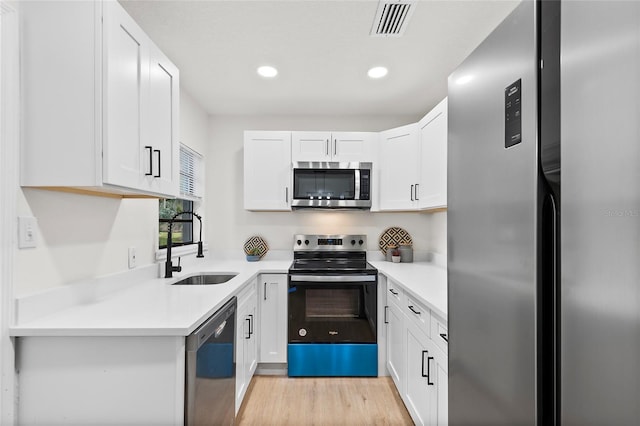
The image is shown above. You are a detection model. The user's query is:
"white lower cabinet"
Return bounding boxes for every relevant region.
[236,280,258,413]
[384,276,448,425]
[405,321,432,425]
[259,274,288,363]
[431,343,449,426]
[386,300,406,392]
[16,336,185,424]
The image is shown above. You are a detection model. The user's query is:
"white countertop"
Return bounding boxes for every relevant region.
[371,261,448,319]
[11,258,447,337]
[10,260,291,337]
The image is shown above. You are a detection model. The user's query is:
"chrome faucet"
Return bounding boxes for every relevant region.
[165,211,204,278]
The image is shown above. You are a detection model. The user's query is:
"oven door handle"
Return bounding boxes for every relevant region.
[289,274,376,283]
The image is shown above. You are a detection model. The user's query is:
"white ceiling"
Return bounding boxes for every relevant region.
[120,0,520,117]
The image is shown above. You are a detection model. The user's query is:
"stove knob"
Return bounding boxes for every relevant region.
[297,239,302,246]
[359,239,364,245]
[351,239,356,246]
[304,240,309,245]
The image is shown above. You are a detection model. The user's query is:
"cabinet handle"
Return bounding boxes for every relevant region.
[384,306,389,324]
[410,184,414,201]
[264,282,267,300]
[326,139,329,156]
[415,183,419,200]
[245,317,251,339]
[421,350,428,377]
[153,149,161,178]
[334,139,337,156]
[427,356,434,386]
[285,187,289,203]
[145,146,153,176]
[440,333,448,343]
[389,289,399,296]
[408,305,421,315]
[248,314,254,336]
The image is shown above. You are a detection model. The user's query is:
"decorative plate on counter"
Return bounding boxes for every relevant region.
[243,236,269,259]
[379,227,413,254]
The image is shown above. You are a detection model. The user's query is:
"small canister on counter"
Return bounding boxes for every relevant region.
[399,243,413,263]
[386,244,398,262]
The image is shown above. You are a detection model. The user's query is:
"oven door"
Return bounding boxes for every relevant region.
[288,274,377,343]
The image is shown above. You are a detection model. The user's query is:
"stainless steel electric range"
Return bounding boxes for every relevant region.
[287,234,378,377]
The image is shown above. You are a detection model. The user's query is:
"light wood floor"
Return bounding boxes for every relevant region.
[237,375,413,425]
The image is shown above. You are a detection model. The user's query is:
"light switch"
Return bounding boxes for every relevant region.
[18,216,38,249]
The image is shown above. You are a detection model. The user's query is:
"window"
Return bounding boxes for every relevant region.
[159,199,194,249]
[158,144,204,249]
[179,144,204,200]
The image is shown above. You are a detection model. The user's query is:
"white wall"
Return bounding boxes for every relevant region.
[13,89,209,297]
[206,115,447,257]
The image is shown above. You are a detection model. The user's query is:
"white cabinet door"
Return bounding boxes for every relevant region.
[259,274,288,363]
[432,344,449,426]
[246,294,258,377]
[102,0,149,191]
[386,302,406,394]
[332,132,376,162]
[236,282,258,413]
[405,321,433,426]
[378,123,419,210]
[418,97,448,210]
[292,131,376,162]
[292,131,331,162]
[145,43,179,196]
[244,131,292,211]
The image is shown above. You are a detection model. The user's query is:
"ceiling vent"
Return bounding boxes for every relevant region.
[370,0,416,37]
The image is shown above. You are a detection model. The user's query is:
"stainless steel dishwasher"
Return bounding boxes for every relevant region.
[185,297,236,425]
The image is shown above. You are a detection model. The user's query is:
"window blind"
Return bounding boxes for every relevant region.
[179,144,203,200]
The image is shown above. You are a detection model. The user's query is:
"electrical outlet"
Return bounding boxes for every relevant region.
[18,216,38,249]
[128,247,137,269]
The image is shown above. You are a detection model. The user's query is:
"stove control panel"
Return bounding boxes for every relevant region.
[293,234,367,251]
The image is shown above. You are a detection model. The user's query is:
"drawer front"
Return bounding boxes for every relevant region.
[404,295,430,338]
[386,279,405,309]
[431,313,448,354]
[236,278,257,303]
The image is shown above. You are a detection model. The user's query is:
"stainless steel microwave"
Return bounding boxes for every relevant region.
[291,162,372,210]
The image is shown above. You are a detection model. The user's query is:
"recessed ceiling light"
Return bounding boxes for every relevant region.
[257,65,278,78]
[368,66,388,79]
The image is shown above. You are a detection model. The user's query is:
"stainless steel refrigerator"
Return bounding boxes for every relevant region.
[448,0,640,424]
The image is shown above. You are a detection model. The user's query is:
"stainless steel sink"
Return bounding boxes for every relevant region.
[172,273,238,285]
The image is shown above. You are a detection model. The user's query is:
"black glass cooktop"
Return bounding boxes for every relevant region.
[289,258,377,274]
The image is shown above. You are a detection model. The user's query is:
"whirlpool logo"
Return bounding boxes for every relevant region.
[329,330,339,336]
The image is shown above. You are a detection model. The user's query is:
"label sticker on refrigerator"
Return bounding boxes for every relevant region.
[505,79,522,148]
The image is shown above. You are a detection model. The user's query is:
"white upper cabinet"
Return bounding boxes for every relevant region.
[376,98,448,212]
[244,131,292,211]
[20,0,179,198]
[145,44,180,196]
[378,123,420,210]
[292,131,375,162]
[418,97,447,210]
